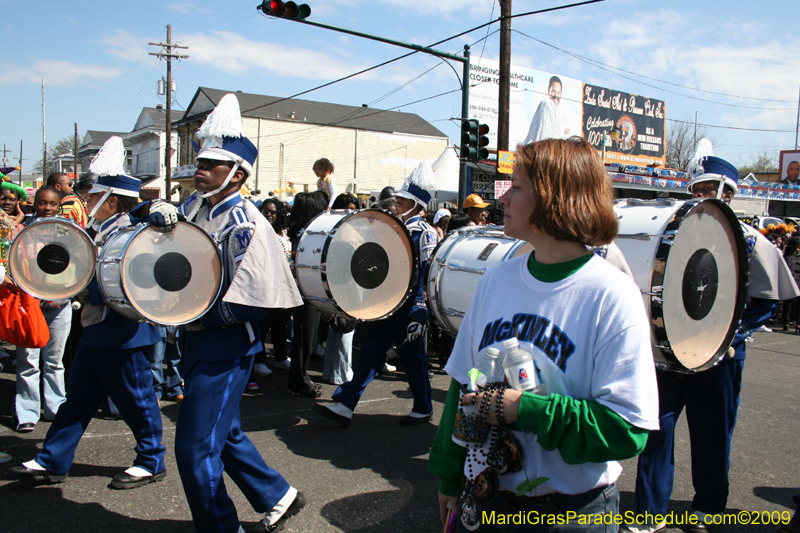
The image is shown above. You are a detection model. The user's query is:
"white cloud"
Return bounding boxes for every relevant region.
[98,29,160,65]
[180,30,417,84]
[588,11,800,129]
[0,60,123,87]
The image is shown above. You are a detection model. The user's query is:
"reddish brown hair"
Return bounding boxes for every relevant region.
[514,137,618,246]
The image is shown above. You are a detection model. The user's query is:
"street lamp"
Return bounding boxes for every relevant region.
[602,125,621,164]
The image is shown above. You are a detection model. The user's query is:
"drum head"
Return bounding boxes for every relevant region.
[121,222,222,325]
[658,200,745,371]
[8,218,96,300]
[323,210,415,320]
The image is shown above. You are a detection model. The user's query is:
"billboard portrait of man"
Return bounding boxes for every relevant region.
[779,150,800,186]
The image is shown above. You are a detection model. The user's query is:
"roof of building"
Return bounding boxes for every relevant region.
[176,87,447,139]
[135,107,168,131]
[79,130,131,151]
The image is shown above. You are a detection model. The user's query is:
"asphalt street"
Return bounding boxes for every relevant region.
[0,329,798,533]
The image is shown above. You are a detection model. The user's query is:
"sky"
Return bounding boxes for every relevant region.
[1,0,799,175]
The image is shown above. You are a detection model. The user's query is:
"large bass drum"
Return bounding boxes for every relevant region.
[614,198,747,373]
[96,222,222,326]
[294,209,416,321]
[426,226,532,337]
[8,217,96,300]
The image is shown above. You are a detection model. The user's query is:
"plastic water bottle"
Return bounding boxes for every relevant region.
[469,347,504,392]
[502,337,544,394]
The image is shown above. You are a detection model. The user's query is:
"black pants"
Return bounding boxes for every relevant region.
[288,304,320,393]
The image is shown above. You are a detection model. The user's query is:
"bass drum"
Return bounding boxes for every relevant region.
[614,198,747,373]
[96,222,222,326]
[8,217,96,300]
[294,209,416,321]
[426,225,532,337]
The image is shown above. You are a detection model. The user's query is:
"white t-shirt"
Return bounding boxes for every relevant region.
[445,254,659,497]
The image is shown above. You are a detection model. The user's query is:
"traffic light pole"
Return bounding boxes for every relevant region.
[269,17,472,210]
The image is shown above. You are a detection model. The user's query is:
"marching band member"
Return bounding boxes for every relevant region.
[429,138,659,532]
[7,137,166,489]
[154,94,305,533]
[629,144,800,533]
[313,161,440,427]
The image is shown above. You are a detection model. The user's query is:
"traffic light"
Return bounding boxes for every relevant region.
[259,0,311,20]
[477,123,490,160]
[461,119,479,161]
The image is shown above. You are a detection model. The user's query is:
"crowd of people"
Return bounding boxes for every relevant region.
[1,94,799,533]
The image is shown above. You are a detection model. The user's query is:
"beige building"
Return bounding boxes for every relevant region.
[174,87,449,201]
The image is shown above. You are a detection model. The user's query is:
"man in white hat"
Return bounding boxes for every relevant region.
[314,161,440,427]
[159,94,305,533]
[8,136,167,490]
[628,145,800,533]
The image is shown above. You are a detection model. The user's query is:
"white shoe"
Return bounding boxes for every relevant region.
[274,358,291,370]
[756,325,772,332]
[621,522,666,533]
[382,362,396,373]
[253,363,273,376]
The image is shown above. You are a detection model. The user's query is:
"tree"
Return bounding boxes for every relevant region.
[33,134,81,176]
[665,116,723,171]
[737,147,778,175]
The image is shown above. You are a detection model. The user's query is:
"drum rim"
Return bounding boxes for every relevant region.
[318,208,418,321]
[425,225,524,338]
[650,198,748,373]
[8,216,97,300]
[98,221,224,326]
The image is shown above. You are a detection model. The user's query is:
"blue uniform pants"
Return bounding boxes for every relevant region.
[332,312,432,416]
[634,359,744,516]
[175,355,290,533]
[35,343,165,476]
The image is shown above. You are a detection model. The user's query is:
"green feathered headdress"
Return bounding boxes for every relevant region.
[1,181,27,201]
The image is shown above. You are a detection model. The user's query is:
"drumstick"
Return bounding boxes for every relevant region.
[386,338,409,359]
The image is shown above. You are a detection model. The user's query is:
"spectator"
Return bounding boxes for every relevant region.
[287,191,328,397]
[314,158,337,210]
[14,187,73,433]
[433,208,451,240]
[447,212,472,232]
[463,194,489,225]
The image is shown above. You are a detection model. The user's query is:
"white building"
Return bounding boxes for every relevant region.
[174,87,449,202]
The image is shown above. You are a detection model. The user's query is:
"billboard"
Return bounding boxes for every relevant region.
[582,84,667,167]
[469,58,583,150]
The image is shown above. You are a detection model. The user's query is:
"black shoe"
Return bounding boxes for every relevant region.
[688,512,717,533]
[110,469,167,490]
[7,465,67,483]
[15,422,35,433]
[399,412,433,426]
[250,491,307,532]
[312,404,351,427]
[288,387,321,398]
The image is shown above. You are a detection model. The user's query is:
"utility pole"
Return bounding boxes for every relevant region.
[1,144,12,168]
[150,25,188,202]
[74,123,79,178]
[42,79,47,178]
[19,141,28,187]
[497,0,512,152]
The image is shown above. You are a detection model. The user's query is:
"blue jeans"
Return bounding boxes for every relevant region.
[458,484,620,533]
[146,327,184,400]
[15,305,72,425]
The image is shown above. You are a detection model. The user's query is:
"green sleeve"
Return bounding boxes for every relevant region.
[515,393,650,464]
[428,378,467,497]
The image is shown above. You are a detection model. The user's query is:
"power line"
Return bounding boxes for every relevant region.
[513,29,797,110]
[242,0,605,116]
[667,117,794,133]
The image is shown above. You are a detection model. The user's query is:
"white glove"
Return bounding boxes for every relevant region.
[149,201,181,230]
[406,321,424,343]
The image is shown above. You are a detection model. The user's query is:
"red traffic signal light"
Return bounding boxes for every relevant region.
[478,123,490,159]
[259,0,310,20]
[260,0,285,16]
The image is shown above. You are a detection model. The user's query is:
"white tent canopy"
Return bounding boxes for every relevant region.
[431,145,460,203]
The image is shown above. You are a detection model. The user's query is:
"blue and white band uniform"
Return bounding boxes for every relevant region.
[175,189,302,533]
